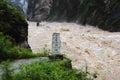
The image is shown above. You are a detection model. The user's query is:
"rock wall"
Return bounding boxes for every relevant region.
[9,0,120,31]
[27,0,52,21]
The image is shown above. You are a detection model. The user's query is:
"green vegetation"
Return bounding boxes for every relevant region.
[0,32,36,61]
[0,0,35,61]
[0,0,28,43]
[1,60,98,80]
[0,60,13,80]
[0,32,50,62]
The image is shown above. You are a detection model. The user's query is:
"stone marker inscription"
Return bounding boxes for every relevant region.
[52,33,61,54]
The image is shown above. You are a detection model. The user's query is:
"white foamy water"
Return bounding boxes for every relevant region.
[28,21,120,80]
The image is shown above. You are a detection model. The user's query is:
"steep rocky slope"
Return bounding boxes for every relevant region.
[9,0,120,31]
[28,21,120,80]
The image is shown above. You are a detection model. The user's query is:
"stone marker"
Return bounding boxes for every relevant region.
[52,33,61,54]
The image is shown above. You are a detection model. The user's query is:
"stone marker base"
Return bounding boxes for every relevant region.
[48,54,63,60]
[48,54,72,69]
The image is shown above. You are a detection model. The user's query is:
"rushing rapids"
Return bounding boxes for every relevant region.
[28,21,120,80]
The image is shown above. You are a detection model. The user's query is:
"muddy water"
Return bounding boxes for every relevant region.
[28,21,120,80]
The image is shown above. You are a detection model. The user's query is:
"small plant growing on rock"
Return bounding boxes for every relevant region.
[37,44,50,57]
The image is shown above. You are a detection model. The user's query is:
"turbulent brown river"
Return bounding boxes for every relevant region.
[28,21,120,80]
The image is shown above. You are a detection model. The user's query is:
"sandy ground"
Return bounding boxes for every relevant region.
[28,21,120,80]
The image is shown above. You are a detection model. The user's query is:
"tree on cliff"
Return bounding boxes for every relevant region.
[0,0,30,48]
[0,0,31,61]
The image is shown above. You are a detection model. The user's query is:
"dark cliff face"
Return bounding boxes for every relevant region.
[27,0,52,21]
[48,0,120,32]
[48,0,80,21]
[9,0,120,31]
[106,1,120,31]
[27,0,80,22]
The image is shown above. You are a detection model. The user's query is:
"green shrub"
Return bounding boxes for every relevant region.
[1,61,97,80]
[0,33,41,61]
[0,33,19,61]
[18,49,36,59]
[0,60,13,80]
[0,0,28,44]
[0,0,26,33]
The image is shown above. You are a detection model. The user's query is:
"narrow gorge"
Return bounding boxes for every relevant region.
[1,0,120,80]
